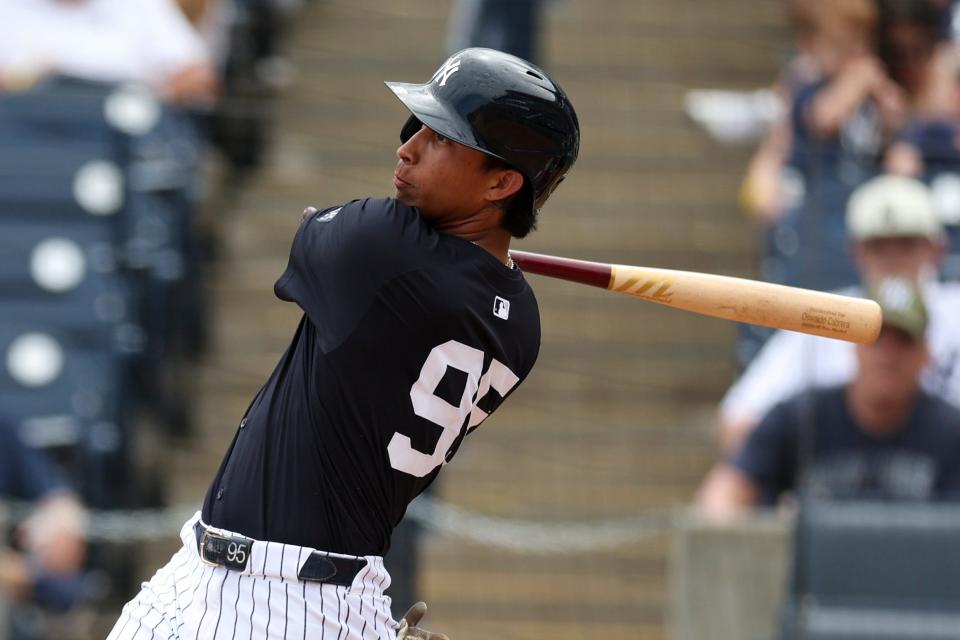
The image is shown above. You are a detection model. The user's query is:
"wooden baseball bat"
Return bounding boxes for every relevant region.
[509,250,881,344]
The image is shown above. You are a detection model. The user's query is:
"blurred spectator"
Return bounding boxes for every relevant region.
[697,278,960,517]
[763,0,958,294]
[772,0,909,291]
[886,117,960,178]
[732,1,955,220]
[879,0,945,108]
[736,0,955,364]
[0,0,217,105]
[741,0,871,222]
[175,0,299,82]
[740,0,856,222]
[0,419,87,615]
[683,0,827,153]
[446,0,545,65]
[720,175,960,454]
[882,0,960,177]
[794,1,904,158]
[175,0,233,70]
[203,0,303,176]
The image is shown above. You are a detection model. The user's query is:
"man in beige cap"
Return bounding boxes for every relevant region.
[717,174,960,454]
[698,277,960,514]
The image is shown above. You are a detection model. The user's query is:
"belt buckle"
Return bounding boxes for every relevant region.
[198,528,220,567]
[199,527,251,572]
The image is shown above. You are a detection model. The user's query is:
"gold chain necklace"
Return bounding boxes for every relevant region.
[472,242,515,269]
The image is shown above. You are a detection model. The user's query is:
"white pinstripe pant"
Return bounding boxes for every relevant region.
[107,512,398,640]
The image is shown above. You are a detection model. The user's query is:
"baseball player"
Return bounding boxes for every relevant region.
[106,47,579,639]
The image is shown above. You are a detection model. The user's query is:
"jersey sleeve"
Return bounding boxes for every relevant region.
[274,198,435,352]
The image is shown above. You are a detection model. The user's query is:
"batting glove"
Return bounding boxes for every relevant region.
[397,602,449,640]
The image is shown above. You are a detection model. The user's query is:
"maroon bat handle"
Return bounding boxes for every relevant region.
[509,250,613,289]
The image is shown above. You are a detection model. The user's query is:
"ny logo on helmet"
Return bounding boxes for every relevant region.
[432,55,461,87]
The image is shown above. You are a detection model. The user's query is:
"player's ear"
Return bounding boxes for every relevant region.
[486,169,525,203]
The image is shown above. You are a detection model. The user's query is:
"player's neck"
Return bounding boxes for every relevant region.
[469,232,512,267]
[437,208,513,265]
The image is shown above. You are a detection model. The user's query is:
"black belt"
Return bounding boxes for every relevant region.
[193,521,367,587]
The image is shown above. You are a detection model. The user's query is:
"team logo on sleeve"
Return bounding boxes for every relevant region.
[316,207,342,222]
[493,296,510,320]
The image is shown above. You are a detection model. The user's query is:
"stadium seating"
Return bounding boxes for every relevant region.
[779,501,960,640]
[0,77,204,507]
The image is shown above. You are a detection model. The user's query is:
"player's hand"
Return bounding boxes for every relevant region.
[163,62,219,106]
[301,207,318,225]
[397,602,449,640]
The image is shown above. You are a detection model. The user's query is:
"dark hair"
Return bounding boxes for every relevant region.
[878,0,944,44]
[483,155,537,238]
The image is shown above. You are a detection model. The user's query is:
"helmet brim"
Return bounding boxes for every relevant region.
[385,80,510,165]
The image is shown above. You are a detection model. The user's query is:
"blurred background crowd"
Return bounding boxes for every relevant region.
[2,0,960,639]
[0,0,303,636]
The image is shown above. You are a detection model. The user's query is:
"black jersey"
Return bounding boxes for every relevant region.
[201,198,540,556]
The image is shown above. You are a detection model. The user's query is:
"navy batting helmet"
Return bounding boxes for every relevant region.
[385,48,580,217]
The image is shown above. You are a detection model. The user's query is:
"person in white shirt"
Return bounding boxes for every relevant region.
[0,0,216,104]
[718,174,960,454]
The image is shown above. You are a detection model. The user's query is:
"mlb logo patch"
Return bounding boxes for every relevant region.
[493,296,510,320]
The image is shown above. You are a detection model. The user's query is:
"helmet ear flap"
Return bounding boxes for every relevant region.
[400,115,422,143]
